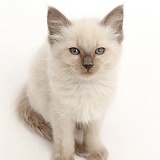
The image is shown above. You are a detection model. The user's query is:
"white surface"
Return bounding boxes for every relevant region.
[0,0,160,160]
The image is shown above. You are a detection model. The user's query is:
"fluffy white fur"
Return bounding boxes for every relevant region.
[19,5,123,160]
[28,19,121,124]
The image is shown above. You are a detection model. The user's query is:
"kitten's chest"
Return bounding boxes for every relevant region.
[52,79,114,123]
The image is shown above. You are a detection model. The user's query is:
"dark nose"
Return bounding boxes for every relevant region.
[83,64,93,70]
[82,55,94,70]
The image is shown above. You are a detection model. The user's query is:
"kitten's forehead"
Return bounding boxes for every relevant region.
[70,18,105,53]
[75,19,99,50]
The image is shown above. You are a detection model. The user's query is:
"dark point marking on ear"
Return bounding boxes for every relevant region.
[100,5,124,43]
[47,7,71,44]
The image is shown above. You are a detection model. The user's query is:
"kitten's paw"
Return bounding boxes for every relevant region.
[75,140,90,157]
[86,148,108,160]
[54,155,74,160]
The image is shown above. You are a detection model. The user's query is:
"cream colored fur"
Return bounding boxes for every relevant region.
[17,5,123,160]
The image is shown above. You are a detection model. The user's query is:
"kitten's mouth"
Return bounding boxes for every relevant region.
[82,69,93,75]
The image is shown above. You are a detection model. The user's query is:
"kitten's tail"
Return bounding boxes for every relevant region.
[17,87,53,140]
[17,87,88,157]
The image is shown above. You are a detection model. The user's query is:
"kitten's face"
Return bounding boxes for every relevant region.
[47,6,123,78]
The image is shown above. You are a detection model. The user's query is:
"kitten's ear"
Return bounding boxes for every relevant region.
[101,5,124,43]
[47,7,71,36]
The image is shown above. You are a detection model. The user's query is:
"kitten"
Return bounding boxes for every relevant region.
[17,5,123,160]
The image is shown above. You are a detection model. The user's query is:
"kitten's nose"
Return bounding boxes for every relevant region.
[82,55,94,70]
[83,64,93,70]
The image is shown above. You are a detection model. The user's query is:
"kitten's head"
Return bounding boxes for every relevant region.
[47,5,123,78]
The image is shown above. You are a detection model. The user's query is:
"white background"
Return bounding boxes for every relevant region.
[0,0,160,160]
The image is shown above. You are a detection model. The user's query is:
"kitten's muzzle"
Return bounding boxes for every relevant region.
[82,55,94,70]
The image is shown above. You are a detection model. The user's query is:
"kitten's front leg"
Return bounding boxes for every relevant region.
[51,114,75,160]
[84,121,108,160]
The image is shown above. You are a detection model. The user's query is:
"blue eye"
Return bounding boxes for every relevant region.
[95,47,105,55]
[69,48,80,55]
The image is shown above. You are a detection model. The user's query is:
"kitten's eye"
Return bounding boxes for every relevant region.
[69,48,80,55]
[95,47,105,55]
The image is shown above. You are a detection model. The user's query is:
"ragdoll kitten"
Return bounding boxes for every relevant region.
[17,5,123,160]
